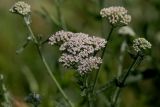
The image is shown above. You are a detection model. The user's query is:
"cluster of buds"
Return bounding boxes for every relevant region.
[49,31,107,74]
[132,38,152,54]
[9,1,31,16]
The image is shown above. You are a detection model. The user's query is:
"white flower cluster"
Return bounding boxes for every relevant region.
[59,33,106,55]
[49,30,74,45]
[10,1,31,16]
[133,38,152,52]
[78,57,102,74]
[100,6,131,26]
[59,54,79,68]
[118,26,135,37]
[49,31,107,74]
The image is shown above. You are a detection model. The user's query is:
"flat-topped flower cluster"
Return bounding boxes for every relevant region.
[49,30,107,74]
[100,6,131,26]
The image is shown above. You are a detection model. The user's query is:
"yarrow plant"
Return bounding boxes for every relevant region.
[100,6,131,26]
[9,1,153,107]
[49,31,107,74]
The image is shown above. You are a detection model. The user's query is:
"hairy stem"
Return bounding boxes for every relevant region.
[92,26,114,93]
[24,17,74,107]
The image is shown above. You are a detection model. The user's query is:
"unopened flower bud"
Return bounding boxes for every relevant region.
[133,38,152,53]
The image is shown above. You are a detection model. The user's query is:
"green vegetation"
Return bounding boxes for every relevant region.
[0,0,160,107]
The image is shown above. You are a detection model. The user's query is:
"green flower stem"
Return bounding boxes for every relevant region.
[37,47,74,107]
[111,54,142,107]
[24,17,74,107]
[108,40,127,107]
[86,79,93,107]
[111,87,121,107]
[92,26,114,93]
[24,17,38,44]
[121,55,139,84]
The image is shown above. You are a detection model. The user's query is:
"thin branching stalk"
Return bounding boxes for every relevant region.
[111,87,121,107]
[121,54,139,84]
[23,17,74,107]
[111,53,143,107]
[109,40,127,107]
[92,26,114,93]
[88,95,92,107]
[86,77,93,107]
[89,25,114,107]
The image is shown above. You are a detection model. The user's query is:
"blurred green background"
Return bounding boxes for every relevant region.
[0,0,160,107]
